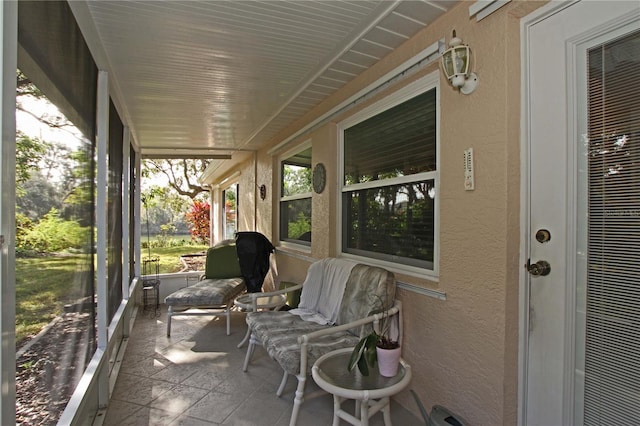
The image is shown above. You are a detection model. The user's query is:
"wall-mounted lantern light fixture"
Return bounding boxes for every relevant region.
[441,30,478,95]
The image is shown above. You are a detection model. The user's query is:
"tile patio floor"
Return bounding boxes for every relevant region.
[99,306,422,426]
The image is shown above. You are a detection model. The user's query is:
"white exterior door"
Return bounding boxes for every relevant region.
[524,1,640,425]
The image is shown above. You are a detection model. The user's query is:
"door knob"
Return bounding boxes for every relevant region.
[526,259,551,276]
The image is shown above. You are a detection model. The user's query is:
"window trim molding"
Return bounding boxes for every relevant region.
[343,171,438,193]
[280,192,313,203]
[337,71,440,280]
[277,140,312,248]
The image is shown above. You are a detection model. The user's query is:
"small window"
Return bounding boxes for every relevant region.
[340,79,438,272]
[222,183,238,240]
[280,146,312,245]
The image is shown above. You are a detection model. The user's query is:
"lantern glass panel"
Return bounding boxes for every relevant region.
[454,47,469,75]
[442,52,454,78]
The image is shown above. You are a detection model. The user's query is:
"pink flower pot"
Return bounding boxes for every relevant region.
[376,346,401,377]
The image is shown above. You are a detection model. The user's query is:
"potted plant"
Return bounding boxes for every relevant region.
[347,300,400,377]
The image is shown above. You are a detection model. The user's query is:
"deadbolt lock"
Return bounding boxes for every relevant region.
[535,229,551,243]
[526,259,551,277]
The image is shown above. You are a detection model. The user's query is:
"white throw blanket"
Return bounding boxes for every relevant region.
[289,258,357,325]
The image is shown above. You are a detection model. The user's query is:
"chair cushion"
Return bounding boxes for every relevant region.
[205,244,243,279]
[165,277,245,306]
[246,311,360,375]
[337,264,396,327]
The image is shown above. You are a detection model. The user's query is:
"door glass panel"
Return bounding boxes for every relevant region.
[584,29,640,425]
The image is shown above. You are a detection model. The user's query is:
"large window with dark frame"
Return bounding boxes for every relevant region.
[341,84,438,271]
[280,146,312,245]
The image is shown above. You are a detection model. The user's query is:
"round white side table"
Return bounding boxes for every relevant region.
[312,347,412,426]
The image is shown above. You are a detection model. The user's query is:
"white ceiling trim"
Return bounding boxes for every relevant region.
[239,0,402,151]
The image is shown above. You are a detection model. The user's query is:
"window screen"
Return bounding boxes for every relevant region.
[344,90,436,184]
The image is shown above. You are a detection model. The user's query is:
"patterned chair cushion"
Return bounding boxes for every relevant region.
[246,310,360,375]
[165,277,245,306]
[246,261,396,378]
[337,264,396,327]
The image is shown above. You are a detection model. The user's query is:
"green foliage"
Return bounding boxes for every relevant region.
[288,211,311,239]
[61,145,95,227]
[141,231,190,249]
[346,181,435,262]
[16,173,61,220]
[282,164,312,196]
[15,132,49,196]
[142,186,191,236]
[15,213,34,255]
[348,332,379,376]
[185,200,210,244]
[17,209,88,253]
[147,224,179,248]
[160,223,177,236]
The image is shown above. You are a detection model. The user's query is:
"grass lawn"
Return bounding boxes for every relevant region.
[141,244,208,274]
[15,244,209,345]
[15,254,90,345]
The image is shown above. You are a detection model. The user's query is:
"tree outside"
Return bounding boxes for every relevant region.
[141,159,211,249]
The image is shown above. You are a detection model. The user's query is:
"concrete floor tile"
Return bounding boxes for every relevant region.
[170,414,220,426]
[149,384,209,414]
[105,306,422,425]
[116,406,180,426]
[112,374,176,406]
[184,390,246,423]
[102,399,145,426]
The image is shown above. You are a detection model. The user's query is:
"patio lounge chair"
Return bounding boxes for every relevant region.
[242,258,401,426]
[164,242,245,337]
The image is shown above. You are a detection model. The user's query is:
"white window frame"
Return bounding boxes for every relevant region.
[278,140,312,250]
[337,71,440,280]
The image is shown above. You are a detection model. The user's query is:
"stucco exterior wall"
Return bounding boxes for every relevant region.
[209,2,547,424]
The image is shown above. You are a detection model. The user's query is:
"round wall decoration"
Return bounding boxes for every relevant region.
[312,163,326,194]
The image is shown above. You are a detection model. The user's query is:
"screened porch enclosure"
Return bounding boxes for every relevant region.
[15,1,136,423]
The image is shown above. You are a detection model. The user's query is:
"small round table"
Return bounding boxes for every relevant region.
[312,348,412,426]
[234,293,287,348]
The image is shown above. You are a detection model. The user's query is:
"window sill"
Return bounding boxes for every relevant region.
[275,243,313,262]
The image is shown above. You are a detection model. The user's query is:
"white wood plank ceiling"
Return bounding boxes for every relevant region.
[80,1,458,160]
